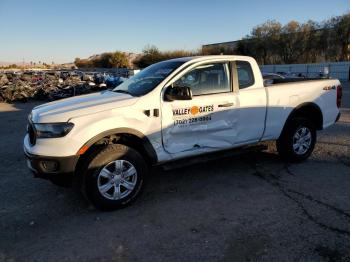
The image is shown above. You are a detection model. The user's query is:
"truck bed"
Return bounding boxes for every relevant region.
[266,77,330,85]
[262,78,340,141]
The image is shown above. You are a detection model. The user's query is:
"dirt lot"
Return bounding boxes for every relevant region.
[0,83,349,261]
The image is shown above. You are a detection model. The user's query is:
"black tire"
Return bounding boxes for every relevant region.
[81,144,148,211]
[277,117,316,162]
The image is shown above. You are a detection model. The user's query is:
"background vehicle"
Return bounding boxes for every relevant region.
[24,55,342,210]
[276,71,306,78]
[262,72,285,85]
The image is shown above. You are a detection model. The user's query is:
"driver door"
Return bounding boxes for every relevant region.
[161,61,239,154]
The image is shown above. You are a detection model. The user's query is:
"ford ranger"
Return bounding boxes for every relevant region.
[24,56,342,210]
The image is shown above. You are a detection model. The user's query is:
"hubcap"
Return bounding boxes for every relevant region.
[292,127,312,155]
[97,160,137,200]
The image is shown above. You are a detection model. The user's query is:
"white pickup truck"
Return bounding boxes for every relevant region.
[24,55,342,210]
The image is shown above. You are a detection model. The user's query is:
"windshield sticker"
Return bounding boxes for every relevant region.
[172,105,214,127]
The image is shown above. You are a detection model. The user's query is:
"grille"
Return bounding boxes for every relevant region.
[28,122,36,145]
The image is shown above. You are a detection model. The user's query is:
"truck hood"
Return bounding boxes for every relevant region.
[31,91,138,123]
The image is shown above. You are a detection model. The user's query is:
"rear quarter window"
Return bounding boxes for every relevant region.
[237,61,255,89]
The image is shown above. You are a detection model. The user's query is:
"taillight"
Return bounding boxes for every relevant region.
[336,85,342,108]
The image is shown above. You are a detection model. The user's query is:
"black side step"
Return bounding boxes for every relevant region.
[160,144,267,171]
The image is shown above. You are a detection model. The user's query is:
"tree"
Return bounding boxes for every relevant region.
[75,52,129,68]
[299,20,320,63]
[133,45,197,68]
[278,21,302,63]
[74,57,92,68]
[106,51,129,68]
[334,13,350,61]
[250,20,282,64]
[133,45,163,68]
[234,12,350,64]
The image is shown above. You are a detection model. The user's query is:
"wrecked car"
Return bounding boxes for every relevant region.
[24,55,342,210]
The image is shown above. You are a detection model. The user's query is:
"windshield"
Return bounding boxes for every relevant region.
[113,60,185,96]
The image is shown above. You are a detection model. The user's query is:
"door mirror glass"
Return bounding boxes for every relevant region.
[164,85,192,101]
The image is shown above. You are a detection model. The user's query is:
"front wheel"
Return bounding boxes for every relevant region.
[82,144,148,211]
[277,117,316,162]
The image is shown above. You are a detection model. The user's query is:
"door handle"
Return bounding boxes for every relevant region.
[218,102,234,108]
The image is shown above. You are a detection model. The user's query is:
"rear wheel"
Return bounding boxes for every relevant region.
[277,117,316,162]
[81,144,147,211]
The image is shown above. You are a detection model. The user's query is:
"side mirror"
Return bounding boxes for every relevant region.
[164,85,192,101]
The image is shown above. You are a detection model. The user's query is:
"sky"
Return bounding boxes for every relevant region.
[0,0,349,64]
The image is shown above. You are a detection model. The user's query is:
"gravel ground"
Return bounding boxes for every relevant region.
[0,82,349,262]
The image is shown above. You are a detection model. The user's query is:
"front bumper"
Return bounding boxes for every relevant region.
[24,148,78,181]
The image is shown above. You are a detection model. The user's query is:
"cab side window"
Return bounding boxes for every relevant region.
[236,61,255,89]
[174,62,231,96]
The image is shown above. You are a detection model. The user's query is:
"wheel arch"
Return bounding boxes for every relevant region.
[280,102,323,138]
[77,128,158,166]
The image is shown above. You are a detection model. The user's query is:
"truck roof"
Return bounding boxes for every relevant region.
[167,55,254,63]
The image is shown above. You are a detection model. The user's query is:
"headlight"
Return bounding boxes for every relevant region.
[34,123,74,138]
